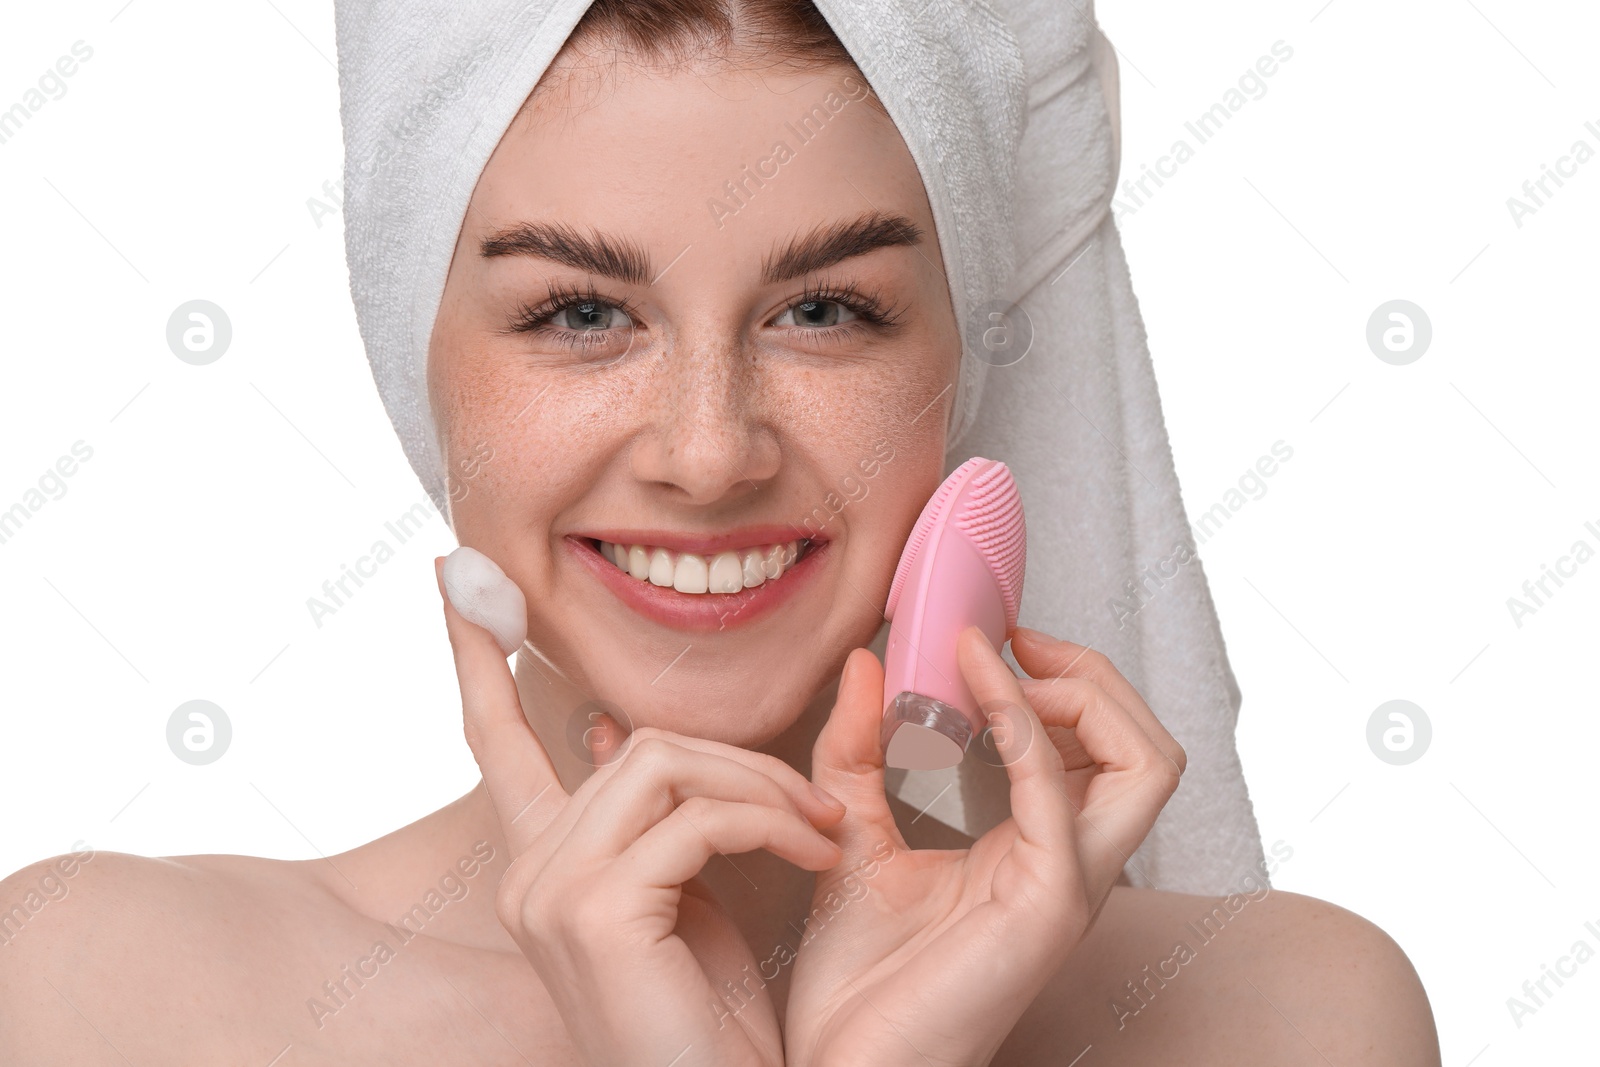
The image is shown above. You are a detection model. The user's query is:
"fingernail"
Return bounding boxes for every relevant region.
[809,783,846,811]
[1013,625,1050,642]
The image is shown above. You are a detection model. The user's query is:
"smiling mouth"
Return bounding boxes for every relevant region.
[584,536,816,595]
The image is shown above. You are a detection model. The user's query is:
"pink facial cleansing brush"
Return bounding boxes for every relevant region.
[881,457,1027,770]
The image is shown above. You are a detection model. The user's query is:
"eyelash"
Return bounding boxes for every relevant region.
[503,281,907,347]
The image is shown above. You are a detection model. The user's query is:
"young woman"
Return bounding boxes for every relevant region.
[1,1,1441,1063]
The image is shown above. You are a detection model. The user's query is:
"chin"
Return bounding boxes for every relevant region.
[603,667,821,749]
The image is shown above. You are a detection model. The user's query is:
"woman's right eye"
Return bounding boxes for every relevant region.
[505,286,641,351]
[501,288,640,363]
[548,300,634,331]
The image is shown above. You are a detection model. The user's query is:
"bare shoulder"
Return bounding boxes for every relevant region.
[999,884,1442,1066]
[0,847,339,1063]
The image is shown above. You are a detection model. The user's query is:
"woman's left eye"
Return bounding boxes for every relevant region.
[773,299,860,328]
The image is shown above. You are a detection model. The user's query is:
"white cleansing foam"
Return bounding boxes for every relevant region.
[441,546,527,657]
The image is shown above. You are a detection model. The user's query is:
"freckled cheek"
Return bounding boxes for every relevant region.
[439,374,636,532]
[775,360,948,465]
[771,364,951,578]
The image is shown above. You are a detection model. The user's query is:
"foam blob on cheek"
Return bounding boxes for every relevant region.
[442,546,528,657]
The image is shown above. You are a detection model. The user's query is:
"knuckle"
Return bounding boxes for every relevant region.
[622,735,674,774]
[1020,675,1070,714]
[1082,677,1115,707]
[1170,740,1189,776]
[675,794,719,823]
[1056,675,1107,715]
[1072,646,1114,679]
[511,892,540,934]
[520,874,605,940]
[1148,750,1184,792]
[499,878,539,933]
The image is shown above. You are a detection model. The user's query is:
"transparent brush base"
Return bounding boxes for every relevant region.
[881,691,974,770]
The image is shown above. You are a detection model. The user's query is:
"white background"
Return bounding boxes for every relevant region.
[1,0,1595,1061]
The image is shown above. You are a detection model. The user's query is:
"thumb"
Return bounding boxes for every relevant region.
[811,647,904,847]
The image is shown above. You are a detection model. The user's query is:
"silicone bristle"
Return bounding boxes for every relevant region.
[885,457,990,619]
[954,461,1026,629]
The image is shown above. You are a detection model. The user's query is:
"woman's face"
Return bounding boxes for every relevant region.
[428,51,960,748]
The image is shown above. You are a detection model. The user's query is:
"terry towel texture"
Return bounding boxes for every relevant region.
[334,0,1268,894]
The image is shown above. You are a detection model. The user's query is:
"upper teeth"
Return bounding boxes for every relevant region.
[598,539,806,594]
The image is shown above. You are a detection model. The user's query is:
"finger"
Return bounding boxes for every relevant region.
[534,725,844,871]
[435,553,565,854]
[954,627,1074,861]
[1011,627,1187,776]
[592,726,846,824]
[562,735,844,860]
[810,647,907,852]
[615,797,844,889]
[1019,670,1183,887]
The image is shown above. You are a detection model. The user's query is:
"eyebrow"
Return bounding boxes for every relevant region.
[479,220,653,286]
[761,211,923,286]
[477,210,924,288]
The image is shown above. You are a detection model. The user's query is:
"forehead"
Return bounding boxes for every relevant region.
[470,56,931,249]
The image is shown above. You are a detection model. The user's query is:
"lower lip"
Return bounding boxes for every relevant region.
[565,536,829,633]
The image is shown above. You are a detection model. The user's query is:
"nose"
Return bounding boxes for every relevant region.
[628,333,781,505]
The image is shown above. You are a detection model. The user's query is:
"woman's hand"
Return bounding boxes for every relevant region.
[783,625,1186,1067]
[434,556,849,1067]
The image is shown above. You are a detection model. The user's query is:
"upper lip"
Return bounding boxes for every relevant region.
[577,525,823,556]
